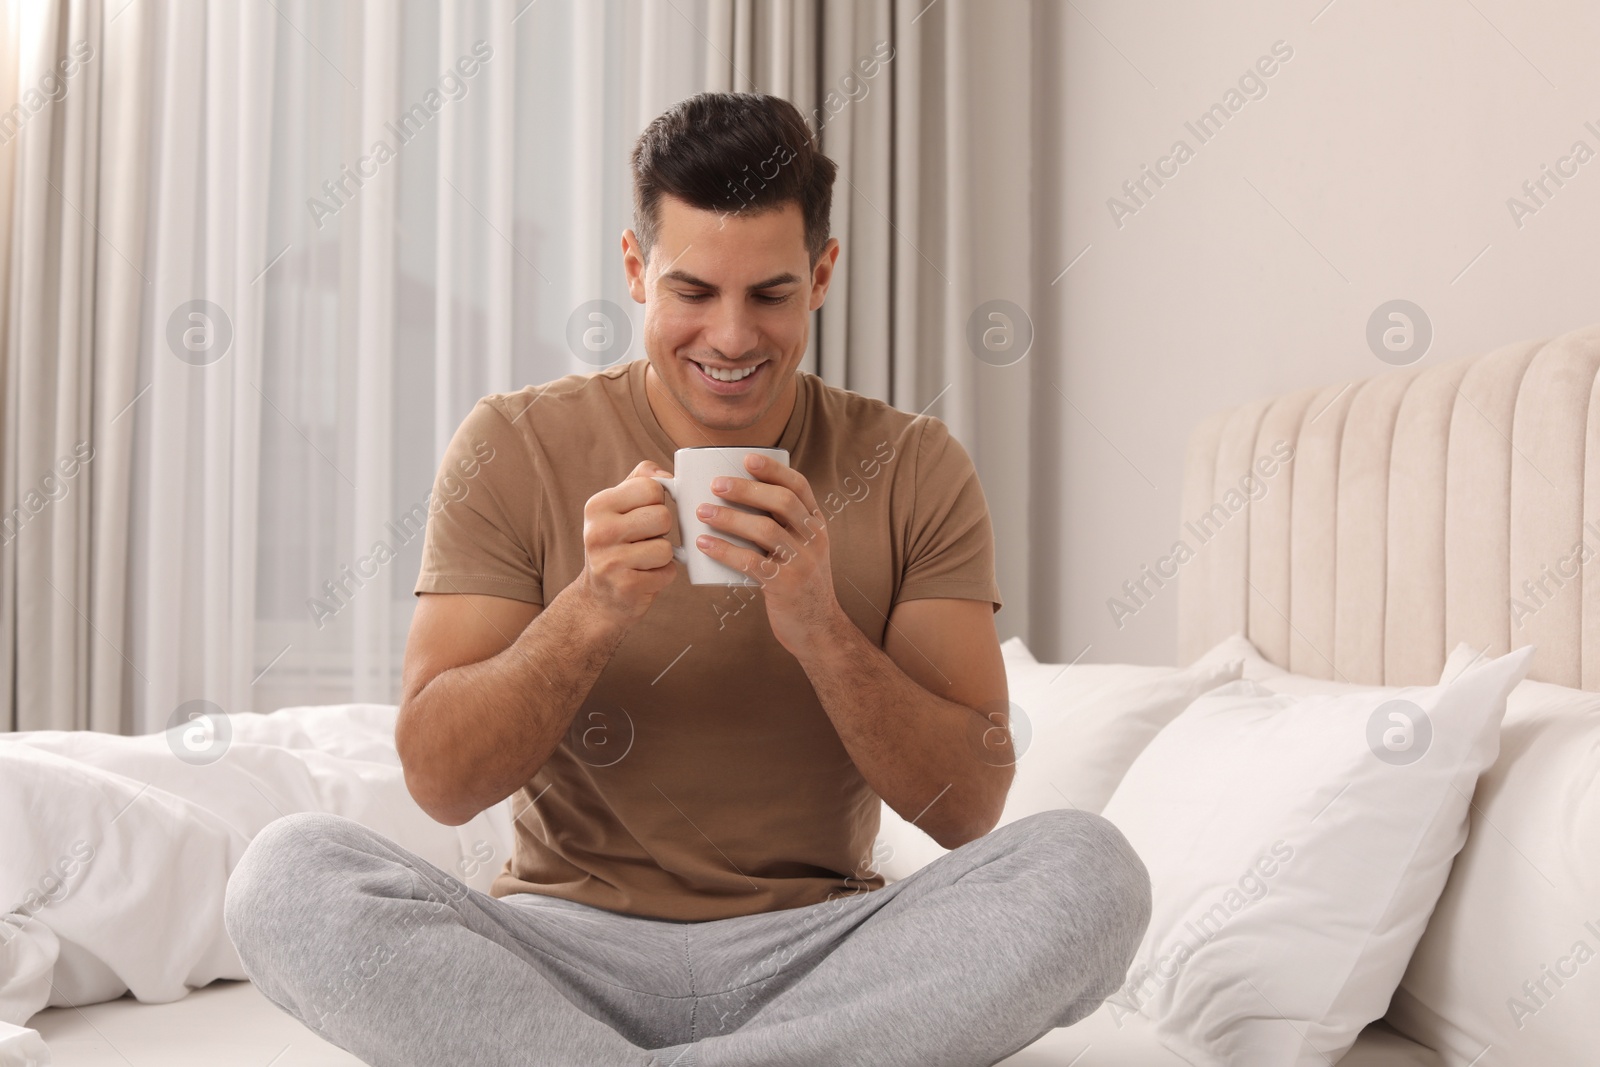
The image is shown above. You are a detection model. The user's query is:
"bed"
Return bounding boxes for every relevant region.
[21,979,1445,1065]
[11,322,1600,1065]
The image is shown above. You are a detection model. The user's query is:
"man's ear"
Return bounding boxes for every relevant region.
[809,237,841,311]
[622,229,647,304]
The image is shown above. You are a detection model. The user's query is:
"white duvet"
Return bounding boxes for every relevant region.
[0,705,513,1063]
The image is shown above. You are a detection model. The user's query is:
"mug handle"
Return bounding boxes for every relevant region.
[649,474,690,565]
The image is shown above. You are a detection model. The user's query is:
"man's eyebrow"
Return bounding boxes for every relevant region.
[660,270,803,293]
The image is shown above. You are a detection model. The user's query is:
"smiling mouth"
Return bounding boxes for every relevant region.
[693,360,762,383]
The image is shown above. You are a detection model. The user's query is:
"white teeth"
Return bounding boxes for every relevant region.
[698,362,758,382]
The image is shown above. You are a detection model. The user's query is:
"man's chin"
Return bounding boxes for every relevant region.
[682,403,767,434]
[667,379,769,424]
[649,359,795,436]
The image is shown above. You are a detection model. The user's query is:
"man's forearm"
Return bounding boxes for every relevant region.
[401,583,628,825]
[792,607,1014,850]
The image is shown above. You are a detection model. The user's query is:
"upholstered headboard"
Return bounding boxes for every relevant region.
[1177,322,1600,691]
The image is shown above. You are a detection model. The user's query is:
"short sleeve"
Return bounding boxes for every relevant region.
[896,417,1004,612]
[413,398,545,605]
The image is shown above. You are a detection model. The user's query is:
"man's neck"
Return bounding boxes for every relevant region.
[643,362,799,449]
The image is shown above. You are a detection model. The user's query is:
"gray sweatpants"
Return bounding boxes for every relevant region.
[223,807,1150,1067]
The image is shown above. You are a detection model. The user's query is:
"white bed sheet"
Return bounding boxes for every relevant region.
[0,706,513,1057]
[27,979,1170,1065]
[28,978,1441,1066]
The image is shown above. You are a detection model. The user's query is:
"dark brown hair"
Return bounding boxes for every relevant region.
[630,92,837,265]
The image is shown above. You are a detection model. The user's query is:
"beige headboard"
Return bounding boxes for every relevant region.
[1177,322,1600,690]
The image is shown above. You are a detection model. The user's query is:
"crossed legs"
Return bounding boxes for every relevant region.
[224,808,1150,1067]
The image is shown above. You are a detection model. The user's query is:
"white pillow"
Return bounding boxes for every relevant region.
[874,637,1243,881]
[1387,668,1600,1065]
[999,637,1246,816]
[1098,643,1537,1066]
[1187,632,1290,683]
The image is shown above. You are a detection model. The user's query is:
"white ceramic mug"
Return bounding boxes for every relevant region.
[652,446,790,586]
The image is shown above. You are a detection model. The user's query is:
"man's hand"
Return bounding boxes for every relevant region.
[694,453,845,656]
[575,460,678,627]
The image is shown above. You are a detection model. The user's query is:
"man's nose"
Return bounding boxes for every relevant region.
[703,299,762,361]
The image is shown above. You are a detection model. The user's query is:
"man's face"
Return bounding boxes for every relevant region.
[623,195,838,435]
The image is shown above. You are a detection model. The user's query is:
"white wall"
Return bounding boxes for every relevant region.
[1031,0,1600,664]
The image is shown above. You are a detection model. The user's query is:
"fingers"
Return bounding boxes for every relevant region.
[694,535,774,581]
[576,463,683,624]
[582,464,677,575]
[694,531,812,583]
[743,453,820,513]
[614,537,676,572]
[615,503,674,543]
[585,492,672,540]
[709,475,815,534]
[696,502,794,556]
[587,466,673,529]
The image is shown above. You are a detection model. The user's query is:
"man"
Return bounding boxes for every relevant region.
[226,92,1150,1067]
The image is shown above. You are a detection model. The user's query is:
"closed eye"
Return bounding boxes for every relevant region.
[673,289,791,304]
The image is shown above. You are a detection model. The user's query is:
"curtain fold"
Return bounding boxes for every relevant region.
[0,0,1044,733]
[349,2,398,703]
[4,0,110,732]
[130,2,277,733]
[89,0,145,734]
[0,0,17,732]
[811,0,1036,633]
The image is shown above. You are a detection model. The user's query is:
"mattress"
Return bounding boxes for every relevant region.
[28,978,1439,1066]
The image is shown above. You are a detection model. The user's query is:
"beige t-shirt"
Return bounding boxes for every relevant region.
[413,358,1002,921]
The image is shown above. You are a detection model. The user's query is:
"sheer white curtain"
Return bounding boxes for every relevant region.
[251,0,726,714]
[0,0,1047,733]
[0,0,278,734]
